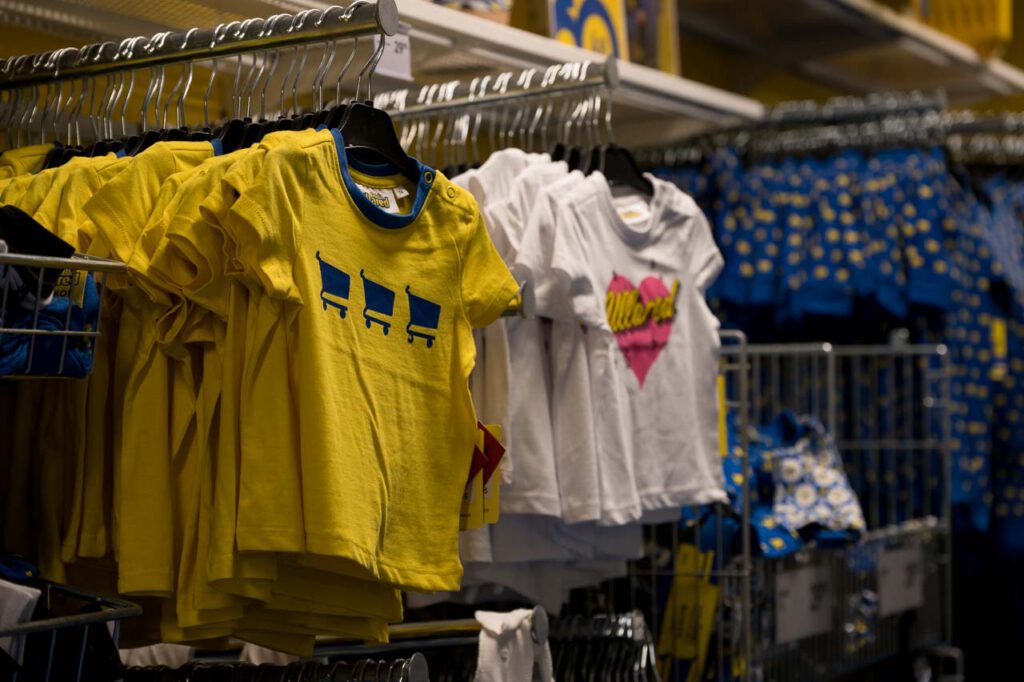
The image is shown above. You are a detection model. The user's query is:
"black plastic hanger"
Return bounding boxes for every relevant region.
[597,143,654,196]
[213,118,247,154]
[550,142,567,162]
[126,129,161,156]
[41,143,68,169]
[339,101,420,180]
[566,145,583,172]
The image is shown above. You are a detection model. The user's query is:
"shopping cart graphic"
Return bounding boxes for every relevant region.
[405,286,441,348]
[360,269,395,335]
[316,251,351,318]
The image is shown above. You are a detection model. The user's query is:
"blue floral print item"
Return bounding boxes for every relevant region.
[770,412,866,535]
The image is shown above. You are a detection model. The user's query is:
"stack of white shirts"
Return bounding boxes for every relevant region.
[412,149,727,612]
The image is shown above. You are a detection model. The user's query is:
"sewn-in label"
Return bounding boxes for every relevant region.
[355,184,400,214]
[616,200,651,225]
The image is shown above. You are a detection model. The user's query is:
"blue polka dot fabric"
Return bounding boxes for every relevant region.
[653,144,1024,535]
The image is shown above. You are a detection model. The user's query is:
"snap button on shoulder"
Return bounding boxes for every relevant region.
[446,186,457,199]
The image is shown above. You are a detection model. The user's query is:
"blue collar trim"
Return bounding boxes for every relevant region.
[329,128,434,230]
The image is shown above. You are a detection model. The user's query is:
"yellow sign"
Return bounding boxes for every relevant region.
[551,0,629,57]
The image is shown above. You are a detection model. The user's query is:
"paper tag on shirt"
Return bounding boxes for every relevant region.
[481,424,504,525]
[460,431,487,531]
[372,30,412,83]
[354,184,400,214]
[53,268,87,308]
[616,200,652,225]
[991,318,1008,381]
[393,186,410,199]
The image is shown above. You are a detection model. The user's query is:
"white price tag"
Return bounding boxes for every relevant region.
[775,565,833,644]
[878,545,925,617]
[373,30,412,83]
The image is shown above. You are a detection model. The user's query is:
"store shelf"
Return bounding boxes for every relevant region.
[0,0,765,146]
[679,0,1024,104]
[387,0,765,145]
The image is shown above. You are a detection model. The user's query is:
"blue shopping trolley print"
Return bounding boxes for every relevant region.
[316,251,351,318]
[360,269,395,335]
[405,286,441,348]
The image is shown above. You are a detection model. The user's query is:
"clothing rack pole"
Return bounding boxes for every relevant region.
[194,608,550,662]
[0,0,398,90]
[764,89,947,125]
[375,58,618,118]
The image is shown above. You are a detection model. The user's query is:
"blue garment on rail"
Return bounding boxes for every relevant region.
[775,157,814,321]
[0,272,99,377]
[899,147,958,311]
[792,153,858,318]
[942,178,1005,530]
[860,152,908,318]
[992,317,1024,552]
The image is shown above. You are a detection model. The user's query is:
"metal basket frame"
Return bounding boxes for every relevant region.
[0,251,124,377]
[0,580,140,682]
[595,332,955,682]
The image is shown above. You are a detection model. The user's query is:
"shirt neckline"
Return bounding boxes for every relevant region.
[592,171,666,246]
[329,128,435,230]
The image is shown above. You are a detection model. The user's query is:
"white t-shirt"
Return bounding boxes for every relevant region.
[486,160,572,516]
[516,171,603,524]
[552,172,727,514]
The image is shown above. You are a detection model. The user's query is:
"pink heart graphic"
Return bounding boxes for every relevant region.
[606,274,678,388]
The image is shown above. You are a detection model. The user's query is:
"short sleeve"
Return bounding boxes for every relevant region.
[518,197,574,320]
[689,209,725,292]
[83,149,179,262]
[460,210,519,328]
[218,147,304,305]
[549,200,587,284]
[549,200,602,326]
[481,203,515,265]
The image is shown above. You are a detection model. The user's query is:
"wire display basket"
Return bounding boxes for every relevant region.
[0,580,140,682]
[579,333,960,682]
[0,252,124,378]
[738,340,955,681]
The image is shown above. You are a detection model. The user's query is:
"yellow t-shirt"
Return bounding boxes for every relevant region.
[0,154,126,581]
[182,139,404,622]
[138,138,402,641]
[0,143,52,178]
[31,154,124,250]
[222,128,518,591]
[82,140,219,596]
[1,158,80,214]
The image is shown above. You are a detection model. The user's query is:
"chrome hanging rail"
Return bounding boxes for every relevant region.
[0,0,399,90]
[374,58,618,118]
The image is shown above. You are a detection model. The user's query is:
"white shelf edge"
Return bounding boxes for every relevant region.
[826,0,1024,98]
[395,0,765,123]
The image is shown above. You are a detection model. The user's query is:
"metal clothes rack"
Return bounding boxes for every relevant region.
[637,90,955,165]
[0,0,398,90]
[374,58,618,119]
[372,57,620,174]
[192,608,549,661]
[0,581,141,682]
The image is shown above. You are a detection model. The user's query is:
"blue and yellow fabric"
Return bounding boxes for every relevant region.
[653,144,1024,532]
[860,152,908,318]
[769,411,866,536]
[0,272,99,377]
[793,153,859,318]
